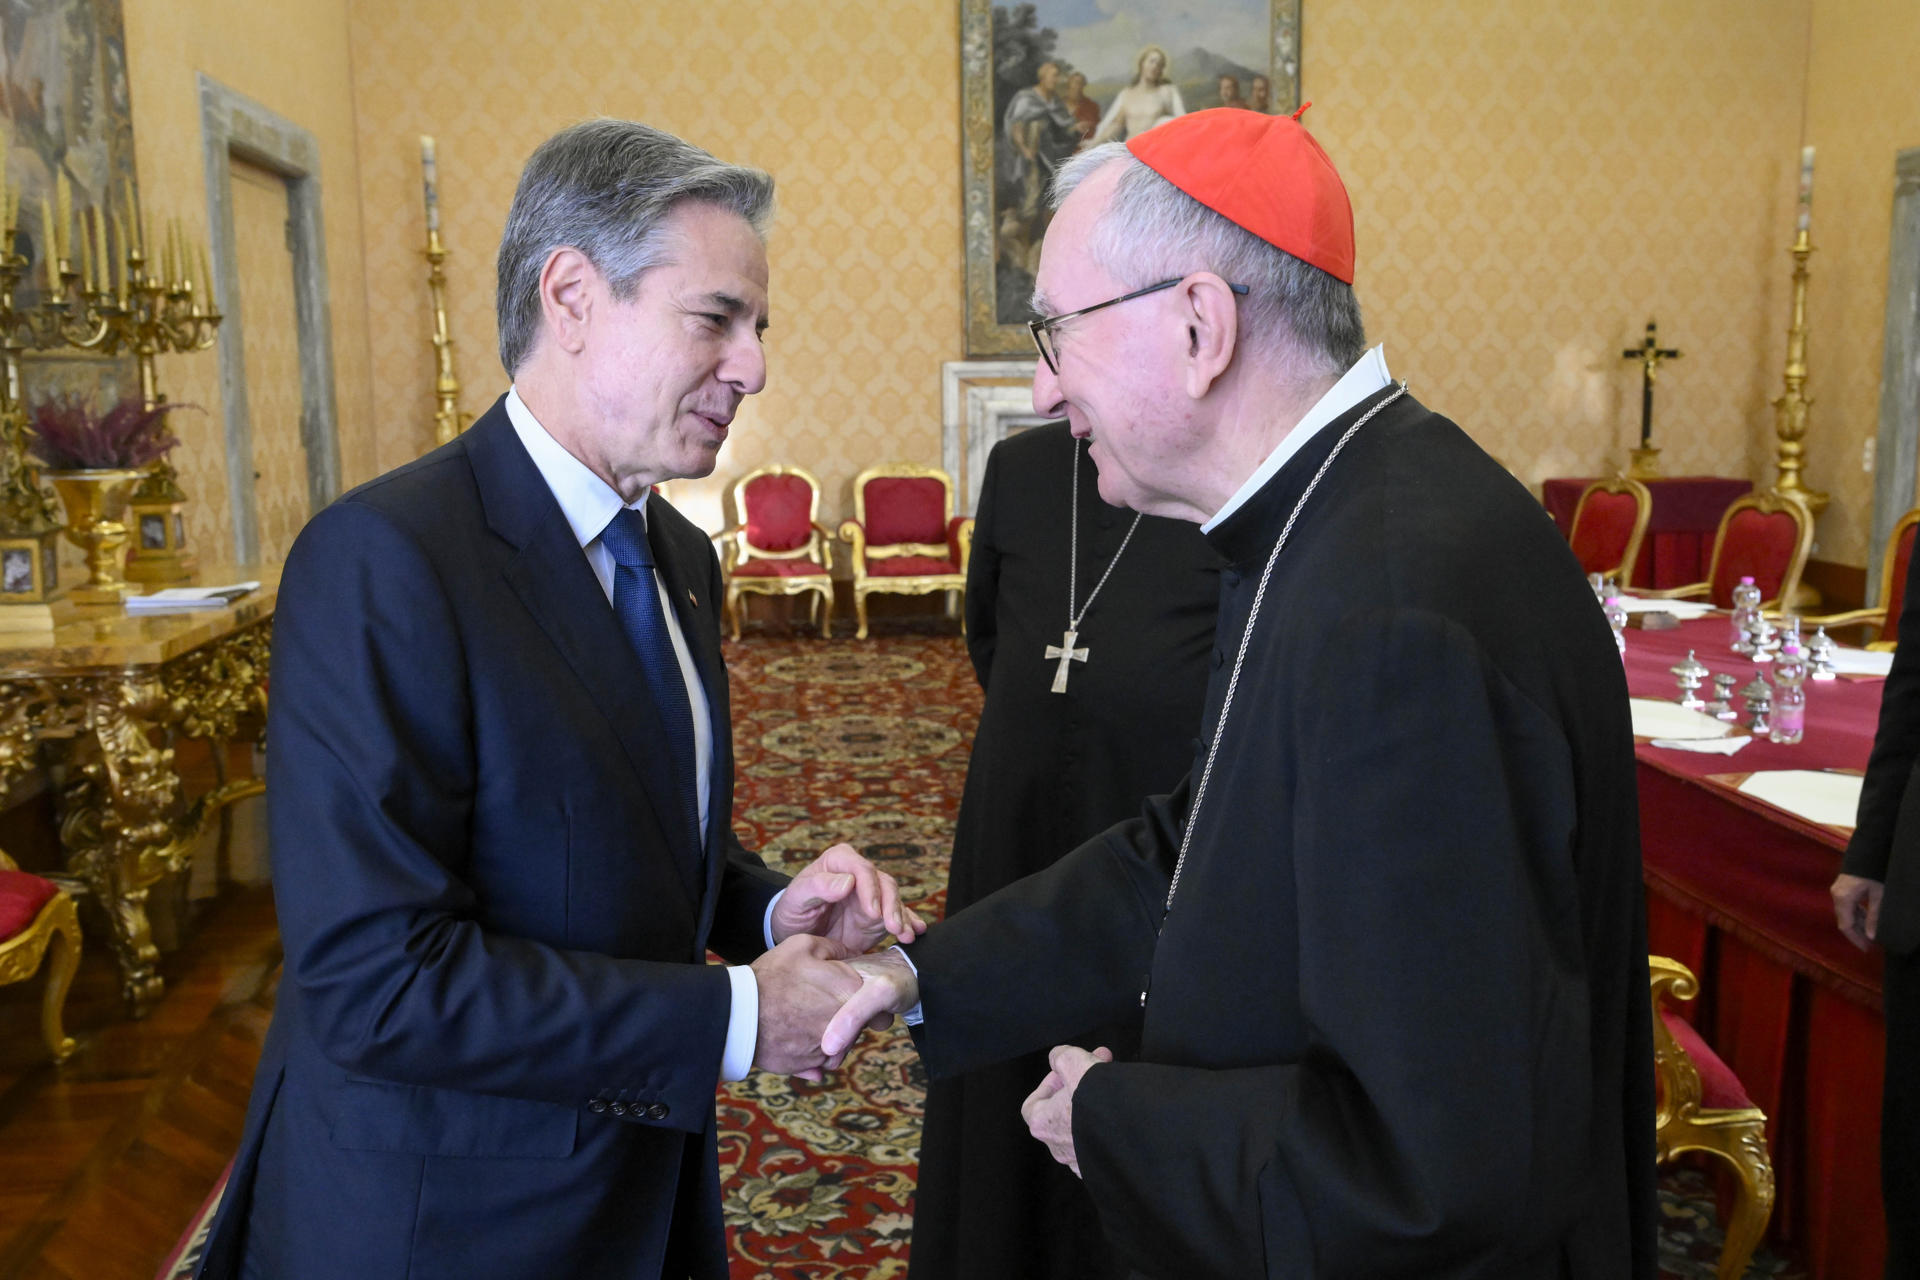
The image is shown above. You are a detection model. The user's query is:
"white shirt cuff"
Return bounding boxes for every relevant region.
[763,888,784,948]
[892,945,925,1026]
[720,965,758,1081]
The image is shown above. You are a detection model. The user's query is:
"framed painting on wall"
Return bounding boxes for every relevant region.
[5,0,141,398]
[960,0,1301,357]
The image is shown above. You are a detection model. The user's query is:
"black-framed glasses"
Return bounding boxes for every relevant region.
[1028,278,1250,374]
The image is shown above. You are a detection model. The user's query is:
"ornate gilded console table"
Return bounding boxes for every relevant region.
[0,566,277,1015]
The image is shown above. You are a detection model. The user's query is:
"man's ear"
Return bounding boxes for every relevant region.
[1179,273,1240,401]
[539,247,597,355]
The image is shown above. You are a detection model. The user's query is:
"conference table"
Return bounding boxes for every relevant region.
[1623,611,1884,1279]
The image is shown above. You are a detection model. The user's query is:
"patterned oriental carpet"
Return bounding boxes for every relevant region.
[160,628,1803,1280]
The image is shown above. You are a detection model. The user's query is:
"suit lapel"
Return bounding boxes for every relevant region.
[468,403,704,900]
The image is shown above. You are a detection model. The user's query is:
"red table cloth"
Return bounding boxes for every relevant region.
[1624,614,1885,1278]
[1543,476,1753,589]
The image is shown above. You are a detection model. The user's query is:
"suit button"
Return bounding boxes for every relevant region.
[588,1100,608,1114]
[646,1102,669,1120]
[1224,569,1243,588]
[1211,649,1225,669]
[609,1102,629,1117]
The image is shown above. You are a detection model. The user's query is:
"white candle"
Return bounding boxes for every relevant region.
[1797,145,1814,233]
[420,135,440,233]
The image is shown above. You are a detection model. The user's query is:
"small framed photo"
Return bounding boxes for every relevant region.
[2,548,34,594]
[140,513,167,549]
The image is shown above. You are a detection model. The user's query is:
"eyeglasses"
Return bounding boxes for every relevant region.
[1028,277,1250,374]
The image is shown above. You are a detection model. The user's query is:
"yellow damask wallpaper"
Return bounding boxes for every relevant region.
[103,0,1914,569]
[118,0,377,565]
[1309,0,1808,501]
[1800,0,1920,567]
[346,0,963,534]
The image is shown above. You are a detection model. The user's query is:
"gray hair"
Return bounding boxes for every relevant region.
[1048,143,1366,380]
[495,119,775,375]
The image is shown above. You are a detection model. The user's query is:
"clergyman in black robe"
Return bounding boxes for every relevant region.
[911,421,1220,1280]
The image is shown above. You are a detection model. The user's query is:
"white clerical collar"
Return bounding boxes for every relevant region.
[1201,344,1392,533]
[504,385,649,547]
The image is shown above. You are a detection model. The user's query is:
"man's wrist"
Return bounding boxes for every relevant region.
[763,887,786,948]
[890,945,926,1026]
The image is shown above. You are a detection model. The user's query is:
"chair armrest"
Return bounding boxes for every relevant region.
[710,524,746,541]
[1637,582,1711,601]
[810,522,837,573]
[947,515,973,568]
[838,519,867,573]
[1796,606,1886,630]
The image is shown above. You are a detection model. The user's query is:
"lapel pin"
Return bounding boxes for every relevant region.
[688,589,698,608]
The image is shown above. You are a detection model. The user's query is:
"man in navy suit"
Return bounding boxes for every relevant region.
[197,119,918,1280]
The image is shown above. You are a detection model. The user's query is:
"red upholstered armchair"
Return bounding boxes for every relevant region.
[1638,492,1813,609]
[0,850,81,1063]
[837,464,974,640]
[1651,956,1775,1280]
[1799,506,1920,650]
[1566,475,1651,585]
[712,464,835,640]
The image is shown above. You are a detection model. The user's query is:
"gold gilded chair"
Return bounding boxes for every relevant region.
[0,850,82,1063]
[712,465,835,640]
[1796,506,1920,651]
[1637,491,1814,610]
[838,464,974,640]
[1651,956,1775,1280]
[1566,475,1652,586]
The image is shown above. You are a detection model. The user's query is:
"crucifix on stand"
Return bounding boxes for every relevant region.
[1622,319,1681,479]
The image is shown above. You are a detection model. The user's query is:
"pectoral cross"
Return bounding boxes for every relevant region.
[1622,319,1682,448]
[1046,629,1088,693]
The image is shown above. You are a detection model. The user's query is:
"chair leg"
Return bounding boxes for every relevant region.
[726,586,742,642]
[854,589,870,640]
[1714,1123,1777,1280]
[41,897,80,1064]
[815,586,832,640]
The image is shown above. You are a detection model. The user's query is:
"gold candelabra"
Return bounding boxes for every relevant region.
[0,230,61,537]
[421,136,466,446]
[1769,225,1828,516]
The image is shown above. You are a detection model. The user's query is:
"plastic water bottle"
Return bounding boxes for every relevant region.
[1770,633,1808,745]
[1730,576,1761,653]
[1603,595,1628,659]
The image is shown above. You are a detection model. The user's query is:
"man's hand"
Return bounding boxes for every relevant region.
[1831,873,1885,951]
[1020,1045,1112,1178]
[770,843,925,952]
[750,934,861,1081]
[820,949,920,1060]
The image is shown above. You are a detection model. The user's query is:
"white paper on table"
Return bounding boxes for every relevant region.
[1736,770,1863,829]
[1629,698,1734,741]
[1613,595,1718,620]
[1648,735,1751,755]
[1824,648,1895,677]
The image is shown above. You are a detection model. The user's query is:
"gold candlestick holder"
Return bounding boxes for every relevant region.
[39,220,222,583]
[1770,228,1828,517]
[0,228,76,627]
[425,226,466,446]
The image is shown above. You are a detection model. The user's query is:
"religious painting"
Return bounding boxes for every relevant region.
[139,512,165,549]
[961,0,1301,357]
[1,547,30,593]
[3,0,141,394]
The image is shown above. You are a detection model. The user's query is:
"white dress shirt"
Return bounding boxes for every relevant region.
[505,387,763,1081]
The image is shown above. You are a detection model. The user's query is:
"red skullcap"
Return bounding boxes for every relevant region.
[1125,103,1355,284]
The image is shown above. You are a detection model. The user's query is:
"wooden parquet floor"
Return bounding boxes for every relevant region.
[0,850,278,1280]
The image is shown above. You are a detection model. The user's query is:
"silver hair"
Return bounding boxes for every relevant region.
[1047,143,1366,379]
[495,119,775,375]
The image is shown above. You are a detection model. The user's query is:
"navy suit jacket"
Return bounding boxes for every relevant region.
[197,398,786,1280]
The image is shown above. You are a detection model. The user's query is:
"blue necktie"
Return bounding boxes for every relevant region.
[599,508,703,865]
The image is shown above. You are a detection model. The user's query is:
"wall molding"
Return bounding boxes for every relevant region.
[199,74,341,564]
[1870,146,1920,601]
[941,359,1049,514]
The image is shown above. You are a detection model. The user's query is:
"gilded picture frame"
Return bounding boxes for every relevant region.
[961,0,1301,357]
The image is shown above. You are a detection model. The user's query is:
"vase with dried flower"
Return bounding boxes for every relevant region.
[29,393,183,605]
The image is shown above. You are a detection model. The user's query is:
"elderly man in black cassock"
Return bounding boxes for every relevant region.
[912,419,1219,1280]
[830,106,1656,1279]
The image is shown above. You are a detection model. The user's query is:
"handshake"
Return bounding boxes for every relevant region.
[748,843,925,1080]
